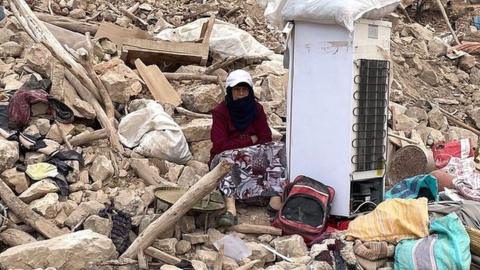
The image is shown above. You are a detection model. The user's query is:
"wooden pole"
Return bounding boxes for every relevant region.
[144,246,181,265]
[121,160,231,259]
[434,0,460,45]
[163,73,219,83]
[34,12,99,34]
[229,224,282,236]
[69,129,108,146]
[0,179,65,239]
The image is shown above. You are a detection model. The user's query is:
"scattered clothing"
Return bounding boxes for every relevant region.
[354,240,395,270]
[429,200,480,230]
[25,163,58,181]
[8,88,73,129]
[0,104,8,131]
[99,207,132,254]
[346,198,429,244]
[210,101,272,165]
[394,213,471,270]
[211,142,286,200]
[385,174,438,201]
[311,236,358,270]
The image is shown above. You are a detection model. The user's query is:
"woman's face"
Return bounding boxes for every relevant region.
[232,84,250,100]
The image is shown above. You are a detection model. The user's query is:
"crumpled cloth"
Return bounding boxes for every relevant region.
[353,240,394,270]
[428,200,480,230]
[310,233,359,270]
[346,198,429,244]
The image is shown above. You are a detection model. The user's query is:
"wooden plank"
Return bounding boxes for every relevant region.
[144,246,181,265]
[134,59,181,106]
[94,22,151,48]
[199,15,215,65]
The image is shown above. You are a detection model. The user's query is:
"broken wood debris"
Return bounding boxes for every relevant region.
[135,59,181,107]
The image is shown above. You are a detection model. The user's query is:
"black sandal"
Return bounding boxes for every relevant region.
[218,211,238,227]
[266,204,279,218]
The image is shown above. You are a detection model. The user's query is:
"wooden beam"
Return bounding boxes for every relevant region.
[434,0,460,45]
[229,224,282,236]
[144,246,181,265]
[35,12,99,34]
[0,179,66,239]
[163,73,219,83]
[69,129,108,146]
[120,161,231,259]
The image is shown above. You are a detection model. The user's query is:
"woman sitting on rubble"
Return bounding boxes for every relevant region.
[209,69,286,227]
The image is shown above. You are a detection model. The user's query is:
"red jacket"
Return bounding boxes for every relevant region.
[210,101,272,164]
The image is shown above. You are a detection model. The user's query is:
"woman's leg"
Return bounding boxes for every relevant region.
[225,196,237,216]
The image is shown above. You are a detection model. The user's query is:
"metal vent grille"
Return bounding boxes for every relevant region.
[352,59,389,172]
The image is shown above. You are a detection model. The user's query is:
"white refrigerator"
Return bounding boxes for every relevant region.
[286,19,392,217]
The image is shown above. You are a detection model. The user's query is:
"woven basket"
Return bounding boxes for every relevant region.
[467,227,480,256]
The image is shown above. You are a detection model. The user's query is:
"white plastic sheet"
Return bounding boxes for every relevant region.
[118,99,191,164]
[265,0,400,31]
[156,18,273,59]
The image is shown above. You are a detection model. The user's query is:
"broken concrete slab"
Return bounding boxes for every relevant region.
[0,138,19,173]
[113,189,145,216]
[1,168,29,194]
[29,193,59,219]
[181,118,212,142]
[0,230,116,270]
[64,200,105,229]
[19,179,59,203]
[83,215,112,236]
[181,84,223,113]
[89,155,114,183]
[271,235,308,258]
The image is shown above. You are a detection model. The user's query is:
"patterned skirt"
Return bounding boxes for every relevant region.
[210,142,287,200]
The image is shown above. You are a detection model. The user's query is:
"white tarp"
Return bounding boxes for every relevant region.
[118,99,191,164]
[156,18,273,59]
[265,0,400,31]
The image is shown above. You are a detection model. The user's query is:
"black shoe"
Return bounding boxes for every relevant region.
[266,204,279,219]
[218,211,238,227]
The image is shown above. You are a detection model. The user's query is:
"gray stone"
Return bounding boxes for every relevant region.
[113,189,145,216]
[24,152,47,165]
[83,215,112,236]
[419,68,439,86]
[65,200,105,229]
[99,39,117,55]
[191,140,212,164]
[177,166,200,187]
[470,67,480,84]
[393,113,418,132]
[247,242,276,264]
[428,107,449,131]
[415,126,445,145]
[469,108,480,129]
[0,41,23,57]
[29,193,59,219]
[0,230,116,270]
[405,106,428,123]
[272,235,308,258]
[183,233,209,245]
[89,155,114,183]
[24,44,53,77]
[1,168,29,193]
[19,179,59,203]
[139,214,161,233]
[175,240,192,255]
[153,238,177,255]
[98,61,142,103]
[0,138,18,173]
[428,37,448,57]
[32,119,51,136]
[179,215,196,233]
[191,260,208,270]
[459,54,476,71]
[207,228,225,248]
[258,234,274,243]
[181,119,212,142]
[182,84,223,113]
[0,28,15,44]
[69,8,86,19]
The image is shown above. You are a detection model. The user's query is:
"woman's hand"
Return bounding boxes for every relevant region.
[251,135,258,143]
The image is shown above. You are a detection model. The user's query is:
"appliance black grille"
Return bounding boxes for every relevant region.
[352,59,389,172]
